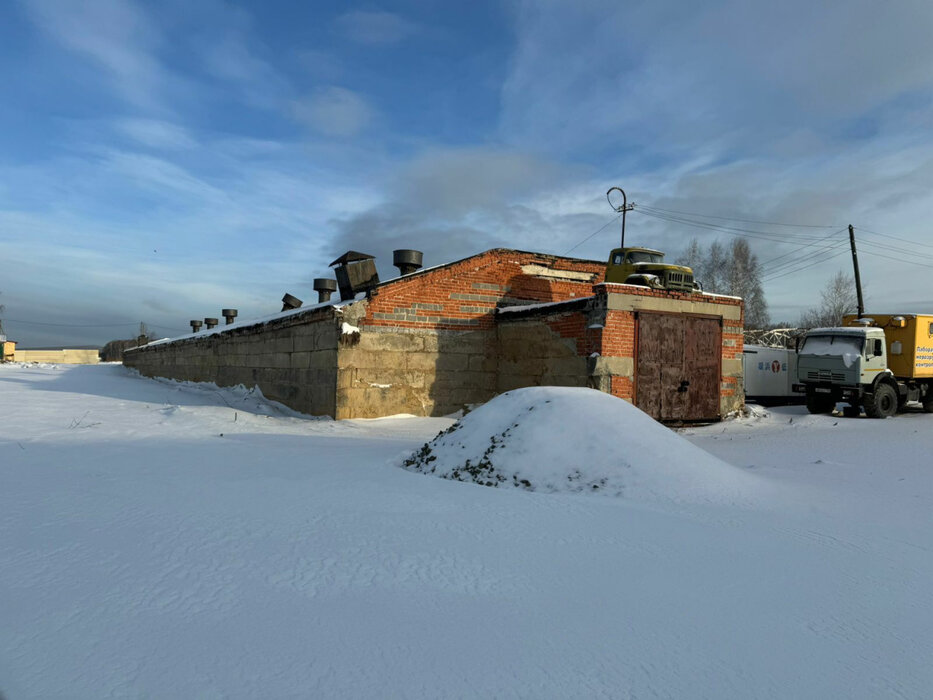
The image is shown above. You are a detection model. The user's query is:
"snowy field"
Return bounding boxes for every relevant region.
[2,363,932,699]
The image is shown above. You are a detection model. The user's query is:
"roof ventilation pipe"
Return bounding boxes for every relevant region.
[313,278,338,303]
[222,309,238,325]
[393,249,423,276]
[329,251,379,301]
[204,317,219,329]
[281,293,303,311]
[190,320,203,333]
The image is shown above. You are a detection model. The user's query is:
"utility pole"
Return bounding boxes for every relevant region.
[607,187,635,248]
[848,224,865,319]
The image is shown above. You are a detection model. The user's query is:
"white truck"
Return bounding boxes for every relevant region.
[793,314,933,418]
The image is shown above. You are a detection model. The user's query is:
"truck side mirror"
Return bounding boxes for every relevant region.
[873,339,883,356]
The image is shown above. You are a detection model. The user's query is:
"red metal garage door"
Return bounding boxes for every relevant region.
[636,312,722,421]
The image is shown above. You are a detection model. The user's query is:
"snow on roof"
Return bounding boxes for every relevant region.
[138,294,365,349]
[496,297,592,315]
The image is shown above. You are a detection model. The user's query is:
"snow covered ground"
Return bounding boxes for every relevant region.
[2,363,932,698]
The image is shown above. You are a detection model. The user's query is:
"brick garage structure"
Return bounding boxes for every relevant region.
[497,286,743,421]
[124,248,744,420]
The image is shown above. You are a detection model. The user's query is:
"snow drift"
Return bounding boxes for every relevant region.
[402,386,761,504]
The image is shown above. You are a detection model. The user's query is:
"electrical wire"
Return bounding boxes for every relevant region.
[855,226,933,252]
[758,227,848,268]
[563,213,622,254]
[633,204,840,229]
[761,241,850,279]
[761,249,851,282]
[858,248,933,270]
[636,207,833,243]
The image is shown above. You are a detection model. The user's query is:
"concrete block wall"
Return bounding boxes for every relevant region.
[496,299,595,393]
[124,306,341,417]
[334,318,497,419]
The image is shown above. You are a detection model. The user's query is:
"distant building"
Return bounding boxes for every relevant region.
[13,347,100,364]
[124,248,744,422]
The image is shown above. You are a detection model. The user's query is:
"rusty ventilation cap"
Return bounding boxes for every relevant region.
[222,309,238,324]
[328,251,375,267]
[393,249,423,276]
[313,278,338,303]
[189,320,203,333]
[204,317,219,329]
[330,251,380,301]
[281,293,303,311]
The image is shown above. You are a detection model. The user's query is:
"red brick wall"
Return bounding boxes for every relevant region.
[362,249,604,331]
[495,283,744,416]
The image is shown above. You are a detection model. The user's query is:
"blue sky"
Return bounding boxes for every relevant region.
[3,0,933,346]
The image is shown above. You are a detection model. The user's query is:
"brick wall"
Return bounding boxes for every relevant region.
[495,283,744,419]
[333,249,605,418]
[364,248,604,332]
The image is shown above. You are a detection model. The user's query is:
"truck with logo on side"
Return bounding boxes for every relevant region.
[793,313,933,418]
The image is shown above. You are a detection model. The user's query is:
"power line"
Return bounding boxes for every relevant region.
[856,236,933,262]
[637,204,840,229]
[858,248,933,270]
[855,226,933,252]
[563,213,622,254]
[636,207,833,243]
[758,227,848,268]
[761,241,850,279]
[762,249,850,283]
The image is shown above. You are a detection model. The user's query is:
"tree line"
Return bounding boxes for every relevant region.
[675,239,859,330]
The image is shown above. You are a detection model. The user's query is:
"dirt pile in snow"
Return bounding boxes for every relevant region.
[402,387,761,504]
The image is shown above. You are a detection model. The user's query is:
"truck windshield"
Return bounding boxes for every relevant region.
[627,252,663,264]
[800,335,864,355]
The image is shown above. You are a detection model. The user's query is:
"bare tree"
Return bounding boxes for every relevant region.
[677,239,769,329]
[799,271,860,328]
[0,291,5,337]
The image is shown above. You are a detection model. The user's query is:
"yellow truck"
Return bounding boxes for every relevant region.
[794,313,933,418]
[604,247,696,293]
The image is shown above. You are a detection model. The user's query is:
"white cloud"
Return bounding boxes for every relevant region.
[333,10,416,46]
[499,0,933,159]
[291,87,374,137]
[25,0,165,109]
[116,119,197,150]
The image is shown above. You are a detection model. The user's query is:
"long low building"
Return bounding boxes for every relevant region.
[12,347,100,364]
[124,248,744,421]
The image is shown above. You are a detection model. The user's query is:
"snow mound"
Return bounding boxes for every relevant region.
[402,387,761,504]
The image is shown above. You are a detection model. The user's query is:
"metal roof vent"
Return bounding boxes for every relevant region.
[329,251,379,301]
[190,320,203,333]
[222,308,238,325]
[393,249,423,276]
[204,317,219,329]
[282,293,303,311]
[313,278,338,303]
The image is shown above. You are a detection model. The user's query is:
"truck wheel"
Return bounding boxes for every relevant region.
[864,384,897,419]
[806,393,834,414]
[923,397,933,414]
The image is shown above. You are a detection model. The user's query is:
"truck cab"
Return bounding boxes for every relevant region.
[605,247,696,293]
[795,319,933,417]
